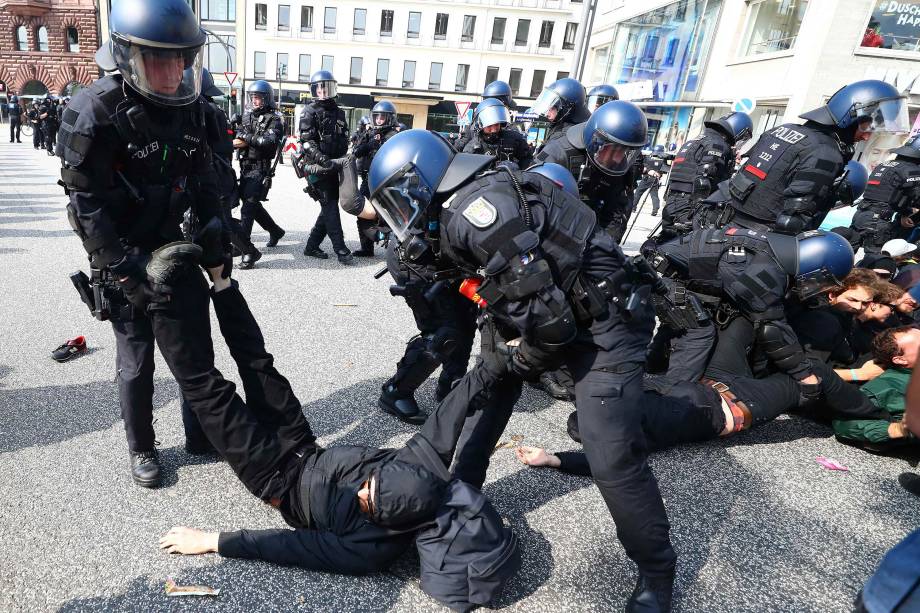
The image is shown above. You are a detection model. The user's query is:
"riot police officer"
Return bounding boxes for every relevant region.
[352,100,400,257]
[462,99,533,169]
[536,100,645,242]
[40,94,58,155]
[455,80,515,151]
[727,80,908,234]
[634,144,670,216]
[586,84,619,113]
[236,80,286,269]
[299,70,353,264]
[849,135,920,253]
[8,95,22,143]
[369,122,676,611]
[28,101,43,149]
[531,77,590,152]
[56,0,260,487]
[660,111,751,236]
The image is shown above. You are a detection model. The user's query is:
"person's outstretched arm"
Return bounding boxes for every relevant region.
[515,446,592,477]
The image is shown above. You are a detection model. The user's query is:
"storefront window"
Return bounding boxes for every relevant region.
[861,1,920,51]
[740,0,808,56]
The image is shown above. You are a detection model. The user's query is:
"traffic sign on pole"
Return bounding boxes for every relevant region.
[224,72,238,86]
[732,97,756,114]
[455,101,472,121]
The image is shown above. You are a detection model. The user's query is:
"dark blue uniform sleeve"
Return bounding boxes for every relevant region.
[554,451,592,477]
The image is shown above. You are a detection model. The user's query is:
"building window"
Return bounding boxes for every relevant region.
[556,71,569,80]
[349,57,363,84]
[278,5,290,31]
[515,19,530,46]
[255,3,267,29]
[204,33,235,73]
[462,15,476,42]
[539,21,553,47]
[455,64,470,92]
[35,26,48,52]
[353,8,366,35]
[408,11,421,39]
[530,69,545,97]
[435,13,449,40]
[15,25,27,51]
[324,7,336,34]
[201,0,235,21]
[491,17,506,44]
[429,62,443,90]
[862,0,920,49]
[277,52,288,80]
[254,51,266,78]
[381,10,393,36]
[301,6,313,32]
[662,37,679,66]
[741,0,808,56]
[484,66,499,88]
[563,22,578,50]
[299,54,311,81]
[403,60,416,88]
[377,58,389,86]
[66,26,79,52]
[508,68,522,95]
[322,54,333,72]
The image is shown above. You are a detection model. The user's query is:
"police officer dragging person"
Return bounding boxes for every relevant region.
[634,144,670,216]
[368,129,678,611]
[536,100,646,243]
[586,83,619,113]
[726,80,908,234]
[455,80,515,151]
[28,101,43,149]
[531,77,590,153]
[660,111,752,236]
[298,70,353,264]
[7,95,22,143]
[351,100,400,257]
[848,135,920,253]
[56,0,270,487]
[235,79,286,269]
[462,98,533,169]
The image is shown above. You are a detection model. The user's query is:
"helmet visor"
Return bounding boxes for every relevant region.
[858,96,909,134]
[586,132,640,176]
[311,80,337,99]
[531,89,564,121]
[246,90,272,110]
[794,269,843,300]
[113,41,203,107]
[372,111,393,126]
[587,94,614,111]
[371,165,424,242]
[477,104,510,130]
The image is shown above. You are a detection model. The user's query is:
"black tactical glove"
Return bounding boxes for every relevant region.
[797,377,822,407]
[508,346,542,381]
[313,151,330,167]
[111,255,171,312]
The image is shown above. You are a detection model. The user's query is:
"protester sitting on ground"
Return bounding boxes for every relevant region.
[846,281,909,370]
[893,286,920,325]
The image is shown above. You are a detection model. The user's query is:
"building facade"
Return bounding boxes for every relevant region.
[0,0,99,103]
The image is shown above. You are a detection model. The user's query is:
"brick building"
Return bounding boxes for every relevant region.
[0,0,99,102]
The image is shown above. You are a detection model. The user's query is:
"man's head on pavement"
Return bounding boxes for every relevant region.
[363,460,446,528]
[873,325,920,369]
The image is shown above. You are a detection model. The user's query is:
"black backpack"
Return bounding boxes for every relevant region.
[406,437,521,612]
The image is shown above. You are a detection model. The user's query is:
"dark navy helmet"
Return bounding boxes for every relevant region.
[526,162,579,197]
[800,79,908,135]
[583,100,648,176]
[9,95,17,103]
[246,80,275,110]
[705,111,753,145]
[483,80,514,108]
[99,0,206,107]
[201,68,223,98]
[587,84,619,112]
[371,100,397,127]
[532,77,586,124]
[891,134,920,160]
[835,160,868,205]
[310,70,337,99]
[368,130,492,243]
[474,98,510,143]
[768,230,855,300]
[652,144,665,154]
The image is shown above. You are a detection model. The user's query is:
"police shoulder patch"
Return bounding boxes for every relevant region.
[462,196,498,228]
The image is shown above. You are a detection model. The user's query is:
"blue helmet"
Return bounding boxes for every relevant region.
[705,111,753,145]
[474,98,510,143]
[768,230,855,300]
[835,160,868,205]
[368,130,493,244]
[483,80,514,108]
[587,84,619,111]
[891,134,920,161]
[526,162,579,198]
[532,78,587,124]
[246,80,275,110]
[371,100,397,127]
[9,95,17,103]
[100,0,206,107]
[201,68,223,98]
[310,70,337,99]
[800,79,908,136]
[583,100,648,176]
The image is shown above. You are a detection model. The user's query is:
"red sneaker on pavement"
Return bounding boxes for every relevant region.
[51,336,87,362]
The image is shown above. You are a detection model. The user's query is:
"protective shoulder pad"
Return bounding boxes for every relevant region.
[436,153,495,194]
[57,76,121,167]
[566,122,586,149]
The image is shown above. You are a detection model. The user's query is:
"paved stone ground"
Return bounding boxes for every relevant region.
[1,139,919,612]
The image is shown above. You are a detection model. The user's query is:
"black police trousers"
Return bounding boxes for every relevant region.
[44,125,57,153]
[239,170,283,248]
[32,125,43,149]
[634,178,661,213]
[9,118,20,142]
[452,312,677,578]
[305,176,348,254]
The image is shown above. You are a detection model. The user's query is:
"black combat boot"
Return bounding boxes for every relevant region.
[626,573,674,613]
[303,246,329,259]
[238,249,262,269]
[536,371,574,401]
[130,450,161,488]
[378,384,427,425]
[336,249,354,264]
[266,228,285,247]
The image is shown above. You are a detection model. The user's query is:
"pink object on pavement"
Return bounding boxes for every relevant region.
[816,456,849,472]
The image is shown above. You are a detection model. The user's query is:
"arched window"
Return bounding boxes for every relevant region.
[15,25,27,51]
[35,26,48,52]
[66,26,79,52]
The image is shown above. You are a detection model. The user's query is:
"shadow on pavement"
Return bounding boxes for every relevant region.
[0,228,74,239]
[240,235,386,272]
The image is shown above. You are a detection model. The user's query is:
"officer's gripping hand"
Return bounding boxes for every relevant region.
[111,256,171,312]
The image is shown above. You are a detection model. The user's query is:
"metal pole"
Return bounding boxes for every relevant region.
[573,0,599,81]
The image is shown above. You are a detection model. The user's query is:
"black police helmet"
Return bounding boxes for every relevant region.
[9,95,17,103]
[310,70,337,99]
[371,100,397,127]
[705,111,753,145]
[587,84,619,111]
[483,80,514,108]
[583,100,648,176]
[767,230,855,300]
[246,79,275,110]
[201,68,223,98]
[891,134,920,160]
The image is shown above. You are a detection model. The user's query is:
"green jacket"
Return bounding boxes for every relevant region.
[832,368,910,443]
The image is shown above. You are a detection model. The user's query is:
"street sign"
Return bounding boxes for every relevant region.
[224,72,238,86]
[457,108,474,126]
[732,97,756,114]
[455,101,472,120]
[283,136,299,153]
